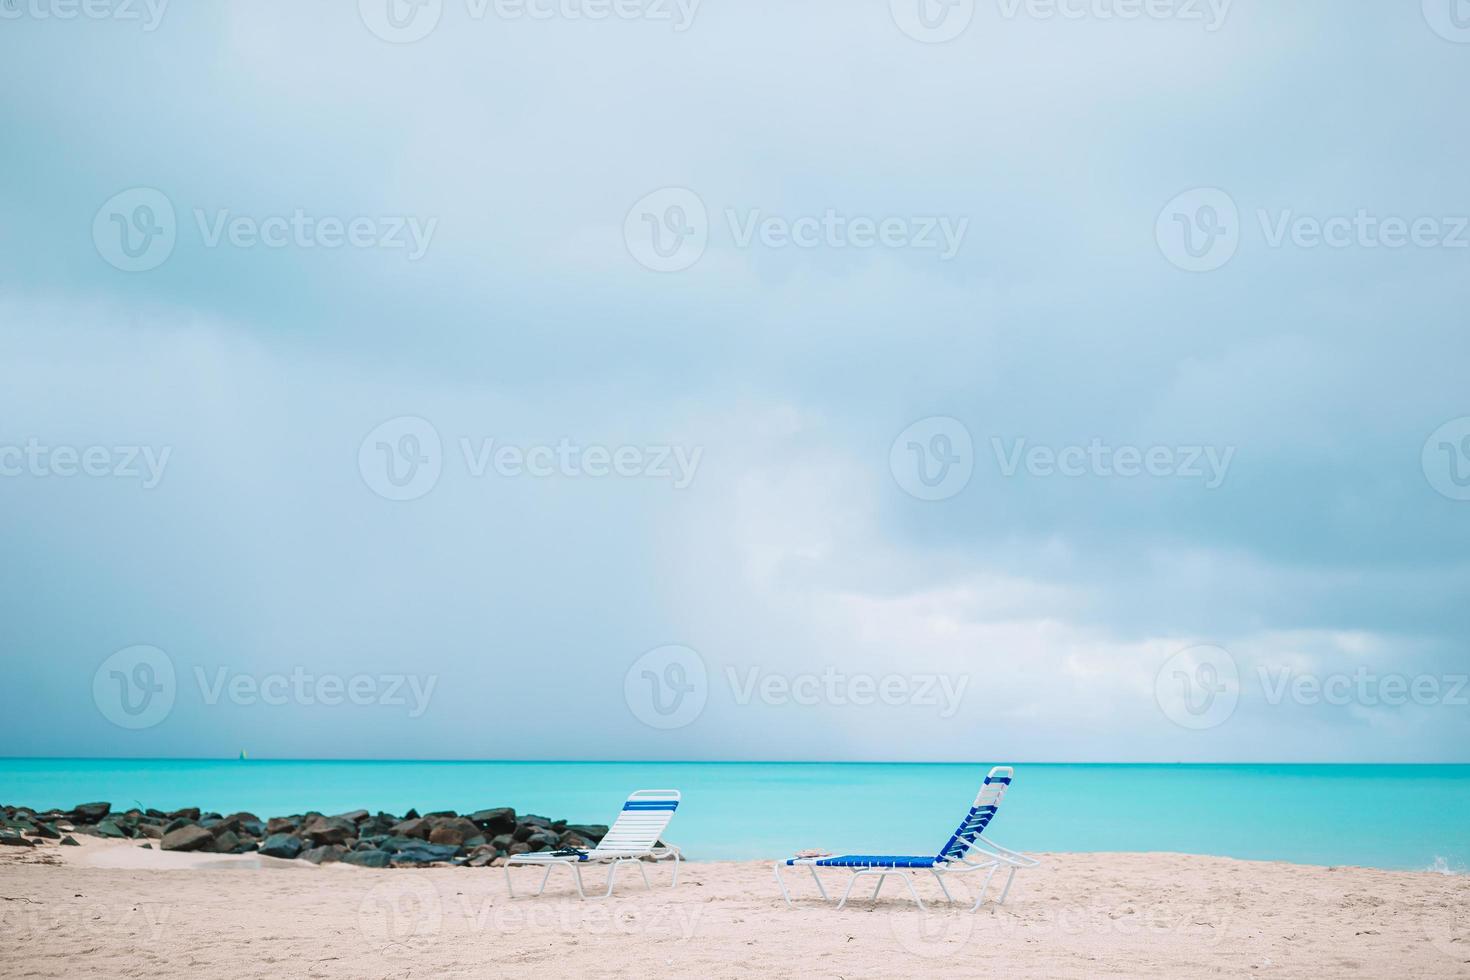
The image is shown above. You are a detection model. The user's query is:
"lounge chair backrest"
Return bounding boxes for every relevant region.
[589,789,680,855]
[935,766,1012,861]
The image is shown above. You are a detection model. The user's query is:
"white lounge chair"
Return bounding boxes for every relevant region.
[773,765,1037,912]
[503,789,682,900]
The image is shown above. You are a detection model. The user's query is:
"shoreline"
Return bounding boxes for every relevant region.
[3,837,1467,978]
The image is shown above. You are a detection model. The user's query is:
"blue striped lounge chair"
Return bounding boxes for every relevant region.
[504,789,682,900]
[773,766,1037,912]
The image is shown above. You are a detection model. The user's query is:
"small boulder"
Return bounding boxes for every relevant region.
[333,809,369,825]
[94,820,128,839]
[564,824,608,842]
[29,822,61,840]
[258,834,305,860]
[163,817,196,834]
[160,825,215,852]
[390,818,431,840]
[69,802,111,824]
[265,816,298,835]
[168,807,201,821]
[428,826,464,846]
[208,830,242,853]
[341,849,392,868]
[60,835,80,846]
[469,808,516,834]
[301,844,347,865]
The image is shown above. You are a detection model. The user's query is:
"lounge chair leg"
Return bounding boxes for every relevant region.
[599,860,621,899]
[504,863,516,899]
[970,865,999,912]
[773,863,793,908]
[997,865,1018,905]
[670,849,680,888]
[898,873,925,911]
[807,865,829,900]
[836,872,863,910]
[871,875,885,902]
[571,863,588,900]
[536,864,553,896]
[639,859,653,890]
[932,870,955,904]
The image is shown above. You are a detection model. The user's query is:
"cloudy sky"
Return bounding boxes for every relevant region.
[2,0,1467,762]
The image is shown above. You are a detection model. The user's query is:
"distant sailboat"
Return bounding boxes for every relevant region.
[239,749,248,760]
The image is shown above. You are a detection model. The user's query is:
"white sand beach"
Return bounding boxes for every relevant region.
[2,837,1466,978]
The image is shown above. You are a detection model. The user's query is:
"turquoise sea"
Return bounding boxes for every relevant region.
[3,760,1466,872]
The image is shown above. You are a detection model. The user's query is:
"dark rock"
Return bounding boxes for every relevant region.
[231,840,259,854]
[95,820,128,839]
[160,825,215,852]
[208,830,242,853]
[525,830,560,851]
[557,832,593,850]
[134,823,164,840]
[470,807,516,834]
[168,807,201,821]
[490,834,515,851]
[402,808,420,820]
[564,823,609,841]
[507,841,531,855]
[69,802,111,823]
[333,809,369,824]
[301,844,347,864]
[466,852,498,867]
[259,834,305,859]
[390,818,431,840]
[341,849,392,868]
[300,816,355,846]
[424,809,457,819]
[60,835,79,846]
[0,831,34,847]
[145,808,169,818]
[428,826,464,846]
[463,836,487,850]
[265,816,298,835]
[163,817,196,834]
[29,822,61,840]
[139,842,153,849]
